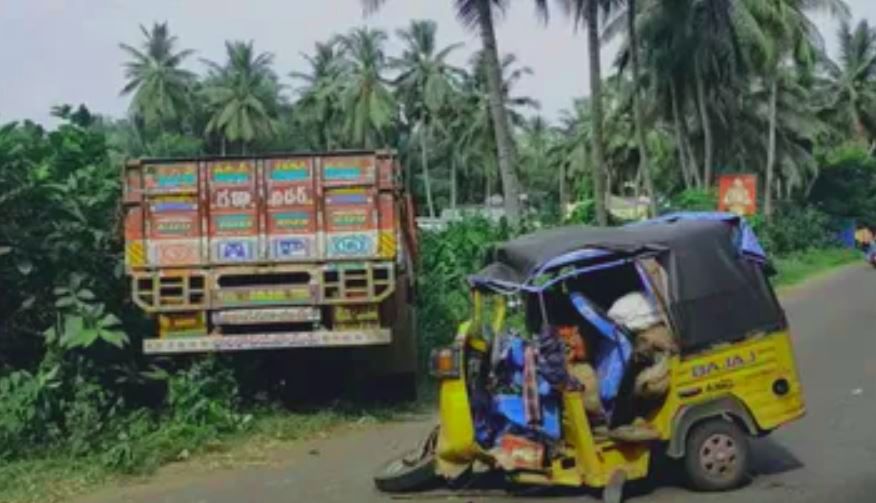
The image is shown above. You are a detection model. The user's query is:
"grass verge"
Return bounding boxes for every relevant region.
[773,247,860,288]
[0,402,420,503]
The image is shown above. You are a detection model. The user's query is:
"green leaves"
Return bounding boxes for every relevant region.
[120,22,196,132]
[202,41,280,149]
[335,27,397,148]
[46,274,130,351]
[48,311,129,351]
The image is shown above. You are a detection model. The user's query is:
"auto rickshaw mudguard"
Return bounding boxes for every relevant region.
[665,396,759,459]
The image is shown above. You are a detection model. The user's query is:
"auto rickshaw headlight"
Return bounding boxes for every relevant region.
[429,346,461,379]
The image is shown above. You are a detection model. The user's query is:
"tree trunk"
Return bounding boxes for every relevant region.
[695,62,713,188]
[420,125,436,218]
[633,164,643,219]
[485,157,493,205]
[559,161,566,220]
[220,136,227,156]
[670,80,693,189]
[586,2,608,226]
[805,165,819,198]
[475,0,522,225]
[450,153,458,210]
[676,83,702,188]
[681,117,702,188]
[764,76,778,220]
[628,0,657,217]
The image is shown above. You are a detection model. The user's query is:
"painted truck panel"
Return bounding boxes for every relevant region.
[124,152,401,269]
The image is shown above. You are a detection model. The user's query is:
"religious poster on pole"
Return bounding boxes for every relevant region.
[717,174,758,216]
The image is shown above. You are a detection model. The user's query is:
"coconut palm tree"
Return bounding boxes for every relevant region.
[624,0,657,216]
[616,0,753,189]
[819,19,876,148]
[463,52,539,204]
[334,27,396,149]
[749,0,849,218]
[519,115,563,216]
[363,0,523,225]
[119,22,195,134]
[553,97,596,219]
[201,41,281,153]
[290,41,349,149]
[602,0,659,214]
[534,0,619,224]
[393,20,464,218]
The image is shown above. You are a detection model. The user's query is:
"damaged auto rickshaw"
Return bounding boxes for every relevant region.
[374,213,805,502]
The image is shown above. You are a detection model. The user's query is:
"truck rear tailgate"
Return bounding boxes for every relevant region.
[123,151,401,270]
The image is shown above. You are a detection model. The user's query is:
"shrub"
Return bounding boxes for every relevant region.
[668,188,717,212]
[415,218,512,363]
[0,367,62,459]
[750,206,838,256]
[810,144,876,224]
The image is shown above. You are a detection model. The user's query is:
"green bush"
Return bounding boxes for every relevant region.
[564,198,595,225]
[750,206,838,256]
[810,144,876,225]
[416,218,512,362]
[0,368,63,459]
[166,358,250,432]
[668,188,718,212]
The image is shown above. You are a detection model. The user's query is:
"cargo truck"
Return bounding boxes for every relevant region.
[122,150,418,396]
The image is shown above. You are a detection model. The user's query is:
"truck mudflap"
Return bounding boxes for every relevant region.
[143,328,391,354]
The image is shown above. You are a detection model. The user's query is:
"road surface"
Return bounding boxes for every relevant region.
[79,264,876,503]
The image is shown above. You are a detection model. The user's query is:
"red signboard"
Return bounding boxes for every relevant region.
[717,174,757,216]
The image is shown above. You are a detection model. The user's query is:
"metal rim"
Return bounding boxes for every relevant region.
[699,433,739,480]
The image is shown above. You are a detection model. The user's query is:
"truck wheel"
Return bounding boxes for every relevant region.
[684,418,750,492]
[374,450,436,493]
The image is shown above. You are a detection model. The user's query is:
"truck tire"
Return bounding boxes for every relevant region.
[684,418,750,492]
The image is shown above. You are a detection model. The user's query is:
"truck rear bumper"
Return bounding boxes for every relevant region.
[143,328,391,354]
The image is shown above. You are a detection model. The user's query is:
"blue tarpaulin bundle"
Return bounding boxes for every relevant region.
[569,292,633,416]
[473,333,562,448]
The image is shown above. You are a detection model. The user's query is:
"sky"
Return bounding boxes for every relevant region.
[0,0,874,127]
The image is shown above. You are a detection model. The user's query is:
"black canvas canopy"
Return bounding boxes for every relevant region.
[473,218,787,352]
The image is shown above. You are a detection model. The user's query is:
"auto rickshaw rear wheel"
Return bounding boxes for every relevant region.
[684,418,750,492]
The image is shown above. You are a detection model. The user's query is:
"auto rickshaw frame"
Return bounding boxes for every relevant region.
[379,213,806,498]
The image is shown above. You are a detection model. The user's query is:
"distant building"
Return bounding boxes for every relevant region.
[415,194,530,230]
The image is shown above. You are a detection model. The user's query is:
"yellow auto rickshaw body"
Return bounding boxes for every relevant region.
[434,291,805,489]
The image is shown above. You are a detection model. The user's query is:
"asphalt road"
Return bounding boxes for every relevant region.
[79,264,876,503]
